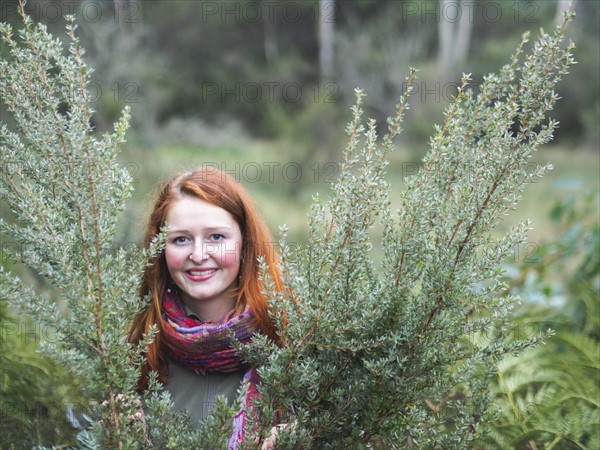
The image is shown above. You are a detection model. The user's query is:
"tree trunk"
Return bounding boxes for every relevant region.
[263,4,278,64]
[319,0,335,81]
[438,0,454,73]
[438,0,474,76]
[454,4,474,64]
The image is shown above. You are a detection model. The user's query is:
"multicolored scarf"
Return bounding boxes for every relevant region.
[161,289,261,449]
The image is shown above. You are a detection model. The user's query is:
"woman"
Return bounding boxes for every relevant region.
[128,167,283,449]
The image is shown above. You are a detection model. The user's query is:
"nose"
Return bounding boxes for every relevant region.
[189,242,218,263]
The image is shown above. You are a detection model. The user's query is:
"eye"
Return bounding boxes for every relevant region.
[172,236,189,245]
[210,233,225,241]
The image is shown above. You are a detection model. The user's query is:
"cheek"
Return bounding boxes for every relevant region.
[221,251,240,268]
[165,247,185,271]
[220,251,241,268]
[217,242,242,268]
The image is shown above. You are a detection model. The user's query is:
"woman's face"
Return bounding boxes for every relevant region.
[164,195,242,321]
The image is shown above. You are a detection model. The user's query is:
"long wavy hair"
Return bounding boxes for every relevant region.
[128,168,283,391]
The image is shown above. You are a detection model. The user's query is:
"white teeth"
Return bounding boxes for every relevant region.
[188,269,216,275]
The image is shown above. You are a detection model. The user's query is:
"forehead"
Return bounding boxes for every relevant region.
[166,196,239,229]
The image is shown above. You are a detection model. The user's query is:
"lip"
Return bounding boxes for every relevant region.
[184,268,218,282]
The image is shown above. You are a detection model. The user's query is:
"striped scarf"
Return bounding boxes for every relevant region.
[162,289,260,449]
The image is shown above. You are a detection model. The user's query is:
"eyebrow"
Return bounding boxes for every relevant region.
[166,225,235,234]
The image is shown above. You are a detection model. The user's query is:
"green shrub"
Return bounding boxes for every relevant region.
[0,2,578,448]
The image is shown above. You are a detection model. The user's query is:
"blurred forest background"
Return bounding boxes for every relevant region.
[1,0,598,448]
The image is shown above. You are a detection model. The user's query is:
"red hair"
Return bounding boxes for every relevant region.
[128,168,283,391]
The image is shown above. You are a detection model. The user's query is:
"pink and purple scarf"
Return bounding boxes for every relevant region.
[161,289,261,449]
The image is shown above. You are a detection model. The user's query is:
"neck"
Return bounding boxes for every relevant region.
[181,293,237,322]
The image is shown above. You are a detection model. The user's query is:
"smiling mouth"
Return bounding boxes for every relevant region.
[187,268,218,276]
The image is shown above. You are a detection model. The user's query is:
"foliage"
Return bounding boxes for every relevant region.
[469,1,599,151]
[477,193,600,449]
[482,333,599,450]
[238,14,577,449]
[0,3,579,450]
[512,191,599,339]
[0,301,79,448]
[0,4,232,448]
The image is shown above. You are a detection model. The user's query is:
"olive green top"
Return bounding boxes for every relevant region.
[166,360,245,428]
